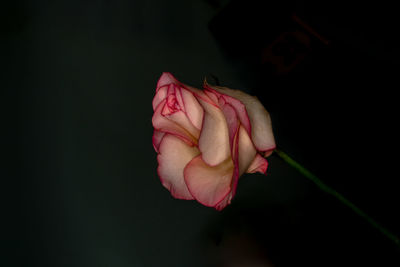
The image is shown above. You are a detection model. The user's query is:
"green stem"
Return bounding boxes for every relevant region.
[274,148,400,247]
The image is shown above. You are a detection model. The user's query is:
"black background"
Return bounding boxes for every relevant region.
[3,0,400,266]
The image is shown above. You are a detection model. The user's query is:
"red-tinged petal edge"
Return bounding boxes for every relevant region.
[184,155,234,208]
[152,99,197,146]
[246,154,269,174]
[214,193,233,211]
[165,110,200,140]
[156,72,218,109]
[152,130,165,153]
[204,82,252,136]
[180,88,204,130]
[197,97,231,166]
[204,83,276,154]
[157,134,200,200]
[237,126,257,176]
[204,89,219,104]
[221,102,239,149]
[157,72,179,90]
[152,85,168,111]
[184,85,219,108]
[228,121,240,198]
[153,73,275,210]
[261,147,276,157]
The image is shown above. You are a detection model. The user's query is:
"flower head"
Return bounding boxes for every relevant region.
[152,72,275,210]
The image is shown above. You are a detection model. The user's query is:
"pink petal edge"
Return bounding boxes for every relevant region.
[157,134,200,200]
[204,81,252,136]
[156,72,179,90]
[204,83,276,153]
[152,130,165,152]
[246,154,269,174]
[152,99,197,146]
[180,87,204,130]
[197,96,231,166]
[184,155,234,207]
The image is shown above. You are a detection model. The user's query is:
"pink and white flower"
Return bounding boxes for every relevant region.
[152,72,275,210]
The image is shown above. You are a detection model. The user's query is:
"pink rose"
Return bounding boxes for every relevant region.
[152,72,276,210]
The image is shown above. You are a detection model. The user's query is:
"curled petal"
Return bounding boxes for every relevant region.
[153,73,276,211]
[157,72,217,107]
[246,154,269,174]
[204,82,251,135]
[152,99,197,145]
[184,155,234,207]
[206,85,276,154]
[152,130,165,152]
[204,89,219,104]
[157,134,200,199]
[221,103,239,149]
[166,110,200,140]
[197,97,231,166]
[157,72,179,90]
[226,126,255,199]
[175,87,185,111]
[237,126,257,176]
[224,95,251,135]
[180,88,204,130]
[214,193,233,211]
[152,85,168,111]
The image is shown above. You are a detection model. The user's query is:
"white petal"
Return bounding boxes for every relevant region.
[157,134,200,199]
[152,85,168,111]
[210,86,276,153]
[246,154,269,174]
[197,96,231,166]
[237,126,257,175]
[184,155,234,207]
[152,99,197,145]
[181,88,204,130]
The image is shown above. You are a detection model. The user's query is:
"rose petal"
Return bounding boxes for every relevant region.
[246,154,269,174]
[214,193,232,211]
[221,103,239,149]
[204,82,251,135]
[216,132,240,212]
[197,97,231,166]
[183,84,219,107]
[207,85,276,153]
[204,89,219,104]
[225,125,256,200]
[224,95,251,135]
[152,99,197,145]
[184,155,234,207]
[166,110,200,139]
[237,126,257,176]
[152,130,165,152]
[167,83,175,96]
[152,85,168,111]
[158,134,200,199]
[175,87,185,112]
[157,72,179,90]
[180,88,204,130]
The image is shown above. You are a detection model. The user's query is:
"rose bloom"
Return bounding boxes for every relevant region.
[152,72,275,210]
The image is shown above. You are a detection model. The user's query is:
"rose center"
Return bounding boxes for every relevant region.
[161,94,181,116]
